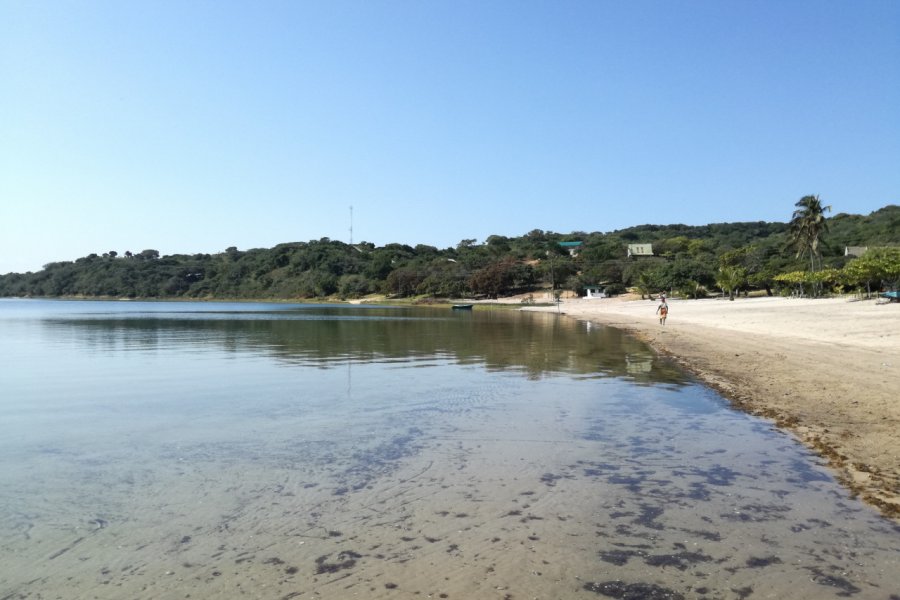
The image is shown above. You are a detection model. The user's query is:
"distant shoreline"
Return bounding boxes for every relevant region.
[526,295,900,521]
[0,295,341,304]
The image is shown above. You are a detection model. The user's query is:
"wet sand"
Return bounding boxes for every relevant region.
[4,375,900,600]
[526,295,900,520]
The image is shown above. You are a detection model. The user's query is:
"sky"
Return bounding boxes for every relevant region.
[1,1,898,274]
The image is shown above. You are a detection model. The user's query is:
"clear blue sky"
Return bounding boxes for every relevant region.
[2,1,898,274]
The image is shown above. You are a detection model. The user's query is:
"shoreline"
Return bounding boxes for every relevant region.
[5,293,899,520]
[525,295,900,521]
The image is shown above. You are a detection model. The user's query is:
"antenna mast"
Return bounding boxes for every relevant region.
[349,205,354,245]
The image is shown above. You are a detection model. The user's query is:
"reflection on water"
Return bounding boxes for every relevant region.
[33,302,685,383]
[0,299,898,600]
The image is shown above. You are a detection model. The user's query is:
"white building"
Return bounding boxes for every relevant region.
[584,286,606,299]
[627,243,653,258]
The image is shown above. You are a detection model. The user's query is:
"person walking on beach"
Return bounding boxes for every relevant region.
[656,298,669,325]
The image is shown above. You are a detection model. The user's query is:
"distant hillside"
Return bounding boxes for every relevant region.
[2,205,897,300]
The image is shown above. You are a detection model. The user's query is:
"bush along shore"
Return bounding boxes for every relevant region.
[2,204,899,302]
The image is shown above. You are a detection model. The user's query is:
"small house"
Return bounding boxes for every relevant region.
[558,241,583,257]
[627,243,653,258]
[584,286,606,299]
[845,246,868,257]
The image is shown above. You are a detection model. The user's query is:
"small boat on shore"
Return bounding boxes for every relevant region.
[452,304,473,310]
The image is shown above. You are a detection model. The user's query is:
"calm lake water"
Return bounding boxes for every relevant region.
[1,299,898,600]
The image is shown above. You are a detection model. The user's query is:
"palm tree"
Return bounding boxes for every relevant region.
[635,271,652,299]
[716,266,746,301]
[789,195,831,273]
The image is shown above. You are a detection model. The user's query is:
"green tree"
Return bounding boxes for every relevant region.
[416,259,469,298]
[788,195,831,275]
[385,267,424,297]
[677,279,708,299]
[774,270,816,297]
[338,274,371,299]
[468,258,527,299]
[634,271,655,300]
[139,249,161,261]
[843,247,900,293]
[716,266,747,301]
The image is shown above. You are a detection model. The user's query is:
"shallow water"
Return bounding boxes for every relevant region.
[0,299,898,599]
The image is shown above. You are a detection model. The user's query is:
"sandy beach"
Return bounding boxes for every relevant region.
[527,294,900,520]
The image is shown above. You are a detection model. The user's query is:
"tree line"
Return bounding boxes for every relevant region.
[1,202,898,301]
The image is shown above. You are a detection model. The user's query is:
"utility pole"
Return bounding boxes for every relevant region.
[546,250,555,294]
[349,205,353,245]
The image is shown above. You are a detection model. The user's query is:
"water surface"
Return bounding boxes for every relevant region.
[0,299,898,599]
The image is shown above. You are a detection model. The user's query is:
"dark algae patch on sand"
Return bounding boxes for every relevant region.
[314,550,362,574]
[584,580,685,599]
